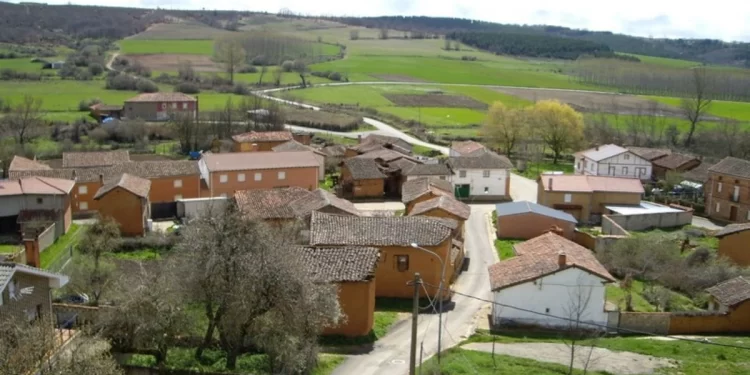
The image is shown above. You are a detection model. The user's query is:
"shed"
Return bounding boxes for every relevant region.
[495,201,577,239]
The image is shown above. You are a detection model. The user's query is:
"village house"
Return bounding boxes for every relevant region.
[449,140,487,157]
[62,150,130,168]
[232,131,295,152]
[345,134,413,158]
[0,262,69,323]
[495,201,578,240]
[401,177,454,213]
[89,103,124,122]
[234,187,313,224]
[94,174,151,237]
[339,158,386,199]
[537,175,644,223]
[198,151,319,198]
[321,145,347,166]
[651,153,701,180]
[706,157,750,223]
[706,277,750,315]
[627,147,672,163]
[123,92,198,121]
[272,140,326,181]
[487,232,615,329]
[715,223,750,266]
[574,144,652,180]
[408,195,470,242]
[0,176,74,241]
[309,212,457,299]
[447,151,513,200]
[301,246,380,337]
[289,189,361,221]
[402,163,452,181]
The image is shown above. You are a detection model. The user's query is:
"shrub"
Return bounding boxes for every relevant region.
[237,65,258,73]
[174,82,200,94]
[135,79,158,93]
[105,73,138,90]
[281,60,294,72]
[0,68,42,81]
[88,62,104,76]
[232,83,250,95]
[78,98,101,112]
[74,68,93,81]
[327,71,342,81]
[461,55,477,61]
[250,54,268,66]
[88,127,110,143]
[115,233,178,252]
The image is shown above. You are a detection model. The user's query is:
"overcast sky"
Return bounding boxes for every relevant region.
[17,0,750,42]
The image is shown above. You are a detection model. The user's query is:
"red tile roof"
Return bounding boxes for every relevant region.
[8,156,51,172]
[201,151,319,172]
[299,246,380,283]
[125,92,197,102]
[706,276,750,308]
[0,177,74,196]
[94,173,151,199]
[540,175,644,194]
[451,141,487,155]
[409,195,471,220]
[232,131,294,143]
[62,150,130,168]
[234,187,314,219]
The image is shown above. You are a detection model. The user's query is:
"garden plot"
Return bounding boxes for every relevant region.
[125,54,220,72]
[383,93,488,109]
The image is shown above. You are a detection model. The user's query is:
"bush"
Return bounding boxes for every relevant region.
[78,98,101,112]
[238,65,258,73]
[88,62,104,76]
[232,83,250,95]
[0,68,42,81]
[461,55,478,61]
[115,233,178,253]
[74,68,93,81]
[327,71,342,81]
[174,82,200,94]
[135,79,158,93]
[281,60,294,72]
[105,73,138,90]
[88,127,110,143]
[250,54,268,66]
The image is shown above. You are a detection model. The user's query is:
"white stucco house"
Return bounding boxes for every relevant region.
[488,232,616,329]
[574,144,652,180]
[447,150,513,200]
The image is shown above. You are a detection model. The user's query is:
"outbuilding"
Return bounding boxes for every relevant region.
[495,201,577,240]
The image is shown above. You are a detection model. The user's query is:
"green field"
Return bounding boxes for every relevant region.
[621,53,701,68]
[647,96,750,122]
[119,40,216,55]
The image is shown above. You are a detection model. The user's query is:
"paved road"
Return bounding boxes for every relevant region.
[331,204,498,375]
[510,174,539,203]
[691,216,724,230]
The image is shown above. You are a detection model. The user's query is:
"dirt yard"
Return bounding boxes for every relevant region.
[462,342,677,375]
[370,74,428,83]
[494,87,719,119]
[384,93,488,109]
[125,54,221,72]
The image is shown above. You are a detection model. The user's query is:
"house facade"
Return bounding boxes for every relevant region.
[0,177,74,239]
[402,177,454,214]
[273,140,326,181]
[537,175,644,223]
[94,174,151,237]
[199,151,319,198]
[495,201,577,240]
[408,195,470,242]
[232,131,295,152]
[574,144,652,180]
[448,151,513,200]
[123,92,198,121]
[706,157,750,223]
[0,262,69,324]
[339,158,386,199]
[716,223,750,266]
[488,232,615,329]
[651,153,701,180]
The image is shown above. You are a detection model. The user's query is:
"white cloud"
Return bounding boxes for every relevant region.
[15,0,750,41]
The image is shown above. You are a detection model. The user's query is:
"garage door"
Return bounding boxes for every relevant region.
[455,184,470,199]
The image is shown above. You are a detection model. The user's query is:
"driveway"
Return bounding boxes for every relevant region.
[510,174,538,203]
[691,216,724,230]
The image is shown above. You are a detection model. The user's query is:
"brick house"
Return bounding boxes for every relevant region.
[537,175,644,223]
[309,212,456,299]
[94,174,151,236]
[651,153,701,180]
[706,157,750,223]
[402,177,454,214]
[495,201,577,240]
[289,189,361,221]
[123,92,197,121]
[0,176,74,240]
[62,150,130,168]
[235,188,361,225]
[0,262,69,323]
[273,140,326,181]
[340,158,386,199]
[199,151,319,198]
[408,195,470,243]
[232,131,294,152]
[301,246,379,337]
[715,223,750,266]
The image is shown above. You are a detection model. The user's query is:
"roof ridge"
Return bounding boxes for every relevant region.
[32,176,68,194]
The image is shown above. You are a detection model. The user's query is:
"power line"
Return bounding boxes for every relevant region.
[422,281,750,351]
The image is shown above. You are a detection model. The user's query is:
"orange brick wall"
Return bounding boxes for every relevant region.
[497,213,575,240]
[669,302,750,334]
[207,167,317,197]
[374,240,451,299]
[718,231,750,266]
[71,181,103,213]
[149,175,202,203]
[234,140,287,152]
[323,281,376,337]
[97,188,146,236]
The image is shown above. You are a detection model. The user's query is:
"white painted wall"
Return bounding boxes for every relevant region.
[406,175,449,181]
[450,168,508,197]
[0,194,66,217]
[198,159,210,188]
[575,152,651,180]
[492,267,610,329]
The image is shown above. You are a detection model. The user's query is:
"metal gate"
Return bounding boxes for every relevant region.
[151,202,178,220]
[455,184,470,199]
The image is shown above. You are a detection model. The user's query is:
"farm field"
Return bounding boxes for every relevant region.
[127,22,236,40]
[620,53,701,68]
[0,58,60,74]
[646,96,750,122]
[118,39,216,55]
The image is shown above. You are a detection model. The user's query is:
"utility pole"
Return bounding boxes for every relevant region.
[409,272,422,375]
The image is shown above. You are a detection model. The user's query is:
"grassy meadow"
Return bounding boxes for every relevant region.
[118,39,216,55]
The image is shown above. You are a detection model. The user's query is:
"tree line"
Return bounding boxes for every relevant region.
[446,31,615,60]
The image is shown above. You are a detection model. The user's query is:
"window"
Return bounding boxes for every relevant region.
[484,187,489,193]
[174,194,183,201]
[78,185,88,195]
[171,103,177,109]
[747,210,750,221]
[238,173,246,182]
[161,103,167,110]
[173,179,182,188]
[483,170,491,178]
[182,103,188,109]
[622,167,628,175]
[220,174,228,183]
[396,255,409,272]
[79,202,88,210]
[564,194,572,203]
[254,172,262,181]
[624,154,630,160]
[577,162,581,170]
[220,193,228,198]
[278,171,286,180]
[716,202,721,213]
[718,182,723,193]
[459,170,467,178]
[36,197,43,204]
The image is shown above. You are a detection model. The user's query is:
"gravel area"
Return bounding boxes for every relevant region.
[462,342,677,375]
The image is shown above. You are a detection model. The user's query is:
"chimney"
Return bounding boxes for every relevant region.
[99,174,104,186]
[251,143,259,152]
[357,135,362,144]
[558,252,567,268]
[24,236,40,268]
[548,177,553,191]
[71,169,76,180]
[595,145,599,151]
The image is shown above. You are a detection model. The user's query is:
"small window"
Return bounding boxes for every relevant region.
[718,182,723,193]
[220,193,228,198]
[545,308,550,313]
[716,202,721,213]
[278,171,286,180]
[173,179,182,188]
[254,172,262,181]
[79,201,88,210]
[459,170,467,178]
[238,173,246,182]
[171,103,177,109]
[564,193,572,203]
[78,185,88,195]
[174,194,183,201]
[182,102,188,109]
[396,255,409,272]
[483,170,490,178]
[220,174,228,183]
[36,197,43,204]
[624,154,630,160]
[484,187,489,193]
[161,103,167,110]
[622,167,628,175]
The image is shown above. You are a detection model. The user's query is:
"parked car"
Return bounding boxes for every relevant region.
[56,293,89,305]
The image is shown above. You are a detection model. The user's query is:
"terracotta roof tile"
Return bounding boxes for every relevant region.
[94,173,151,199]
[0,177,74,196]
[272,140,325,155]
[234,187,313,219]
[355,148,417,163]
[683,162,712,183]
[290,189,361,218]
[232,131,293,143]
[361,134,412,153]
[403,163,452,176]
[310,212,453,247]
[342,158,386,180]
[451,141,487,155]
[488,232,615,291]
[322,145,347,157]
[540,175,644,194]
[652,153,700,170]
[9,156,51,171]
[708,157,750,179]
[125,92,197,102]
[401,177,454,203]
[62,150,131,168]
[627,147,672,161]
[299,246,379,283]
[448,151,513,170]
[706,276,750,307]
[10,160,199,182]
[409,195,471,220]
[201,151,319,172]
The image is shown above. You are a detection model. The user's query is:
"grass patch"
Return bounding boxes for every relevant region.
[41,224,81,269]
[494,239,521,260]
[516,161,574,180]
[119,40,215,55]
[108,248,162,261]
[0,243,21,254]
[647,95,750,122]
[606,279,701,312]
[0,58,59,74]
[621,53,700,68]
[285,107,362,131]
[319,174,336,191]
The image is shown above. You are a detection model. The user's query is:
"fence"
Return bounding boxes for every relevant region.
[608,301,750,335]
[604,206,693,232]
[601,216,630,236]
[46,245,73,273]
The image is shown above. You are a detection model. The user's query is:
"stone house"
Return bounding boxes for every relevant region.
[123,92,197,121]
[495,201,577,240]
[408,195,470,242]
[706,157,750,223]
[339,158,386,199]
[94,174,151,237]
[715,223,750,266]
[651,153,701,180]
[537,175,644,223]
[401,177,455,214]
[0,262,69,323]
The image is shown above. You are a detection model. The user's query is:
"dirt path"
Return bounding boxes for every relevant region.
[105,52,119,71]
[462,342,677,375]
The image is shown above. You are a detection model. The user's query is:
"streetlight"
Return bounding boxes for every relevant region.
[410,242,448,364]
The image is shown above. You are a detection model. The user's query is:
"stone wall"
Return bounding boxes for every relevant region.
[601,216,629,236]
[615,312,671,335]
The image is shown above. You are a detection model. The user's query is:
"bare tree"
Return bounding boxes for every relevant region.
[562,280,604,375]
[293,60,308,88]
[378,28,389,40]
[681,67,713,146]
[2,95,44,145]
[72,218,122,305]
[272,66,283,87]
[257,64,268,86]
[170,112,202,153]
[717,119,742,156]
[214,36,247,85]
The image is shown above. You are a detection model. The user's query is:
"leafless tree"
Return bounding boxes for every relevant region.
[214,36,247,84]
[257,64,268,86]
[716,119,742,156]
[170,112,203,153]
[1,95,44,145]
[349,30,359,40]
[72,218,122,305]
[378,28,389,40]
[562,280,604,375]
[293,60,309,88]
[177,60,196,81]
[272,66,283,87]
[681,67,713,146]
